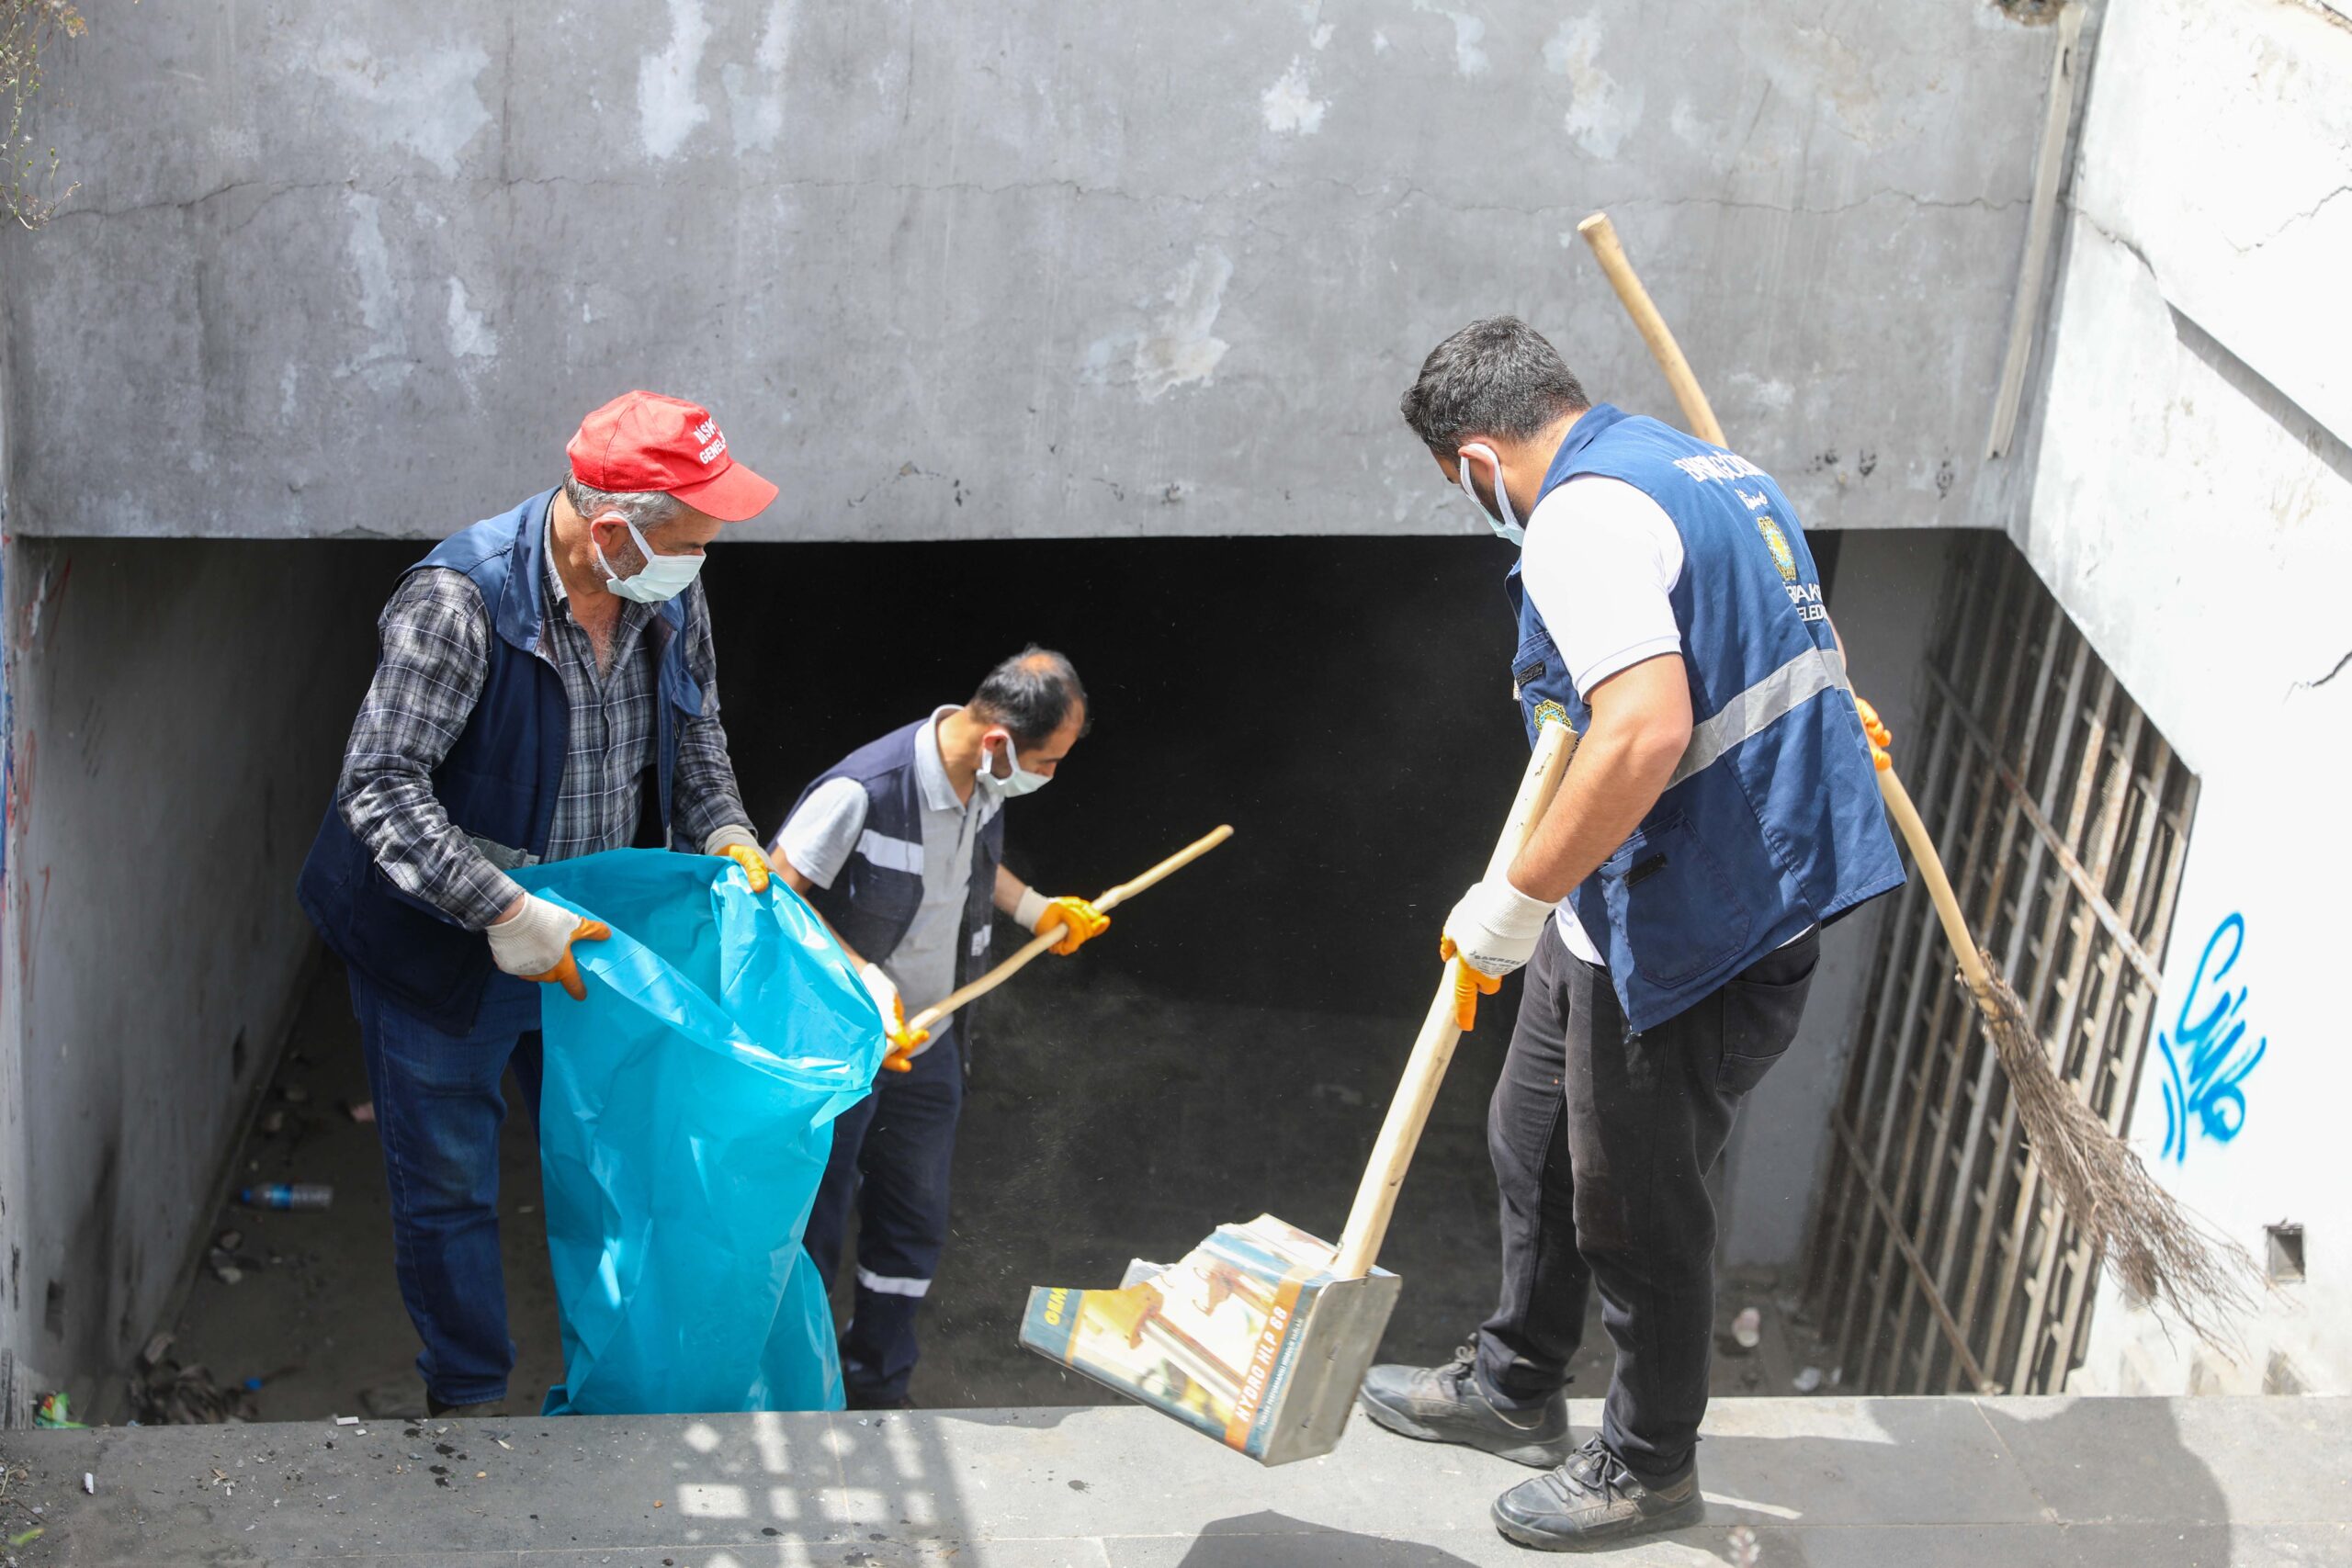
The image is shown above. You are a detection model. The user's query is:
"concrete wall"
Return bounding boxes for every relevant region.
[0,536,393,1403]
[2028,0,2352,1396]
[0,354,27,1413]
[5,0,2065,544]
[1720,529,1953,1269]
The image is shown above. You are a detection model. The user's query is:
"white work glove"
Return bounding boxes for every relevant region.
[860,961,931,1073]
[486,893,610,1001]
[1441,875,1555,978]
[1440,874,1553,1033]
[702,824,775,893]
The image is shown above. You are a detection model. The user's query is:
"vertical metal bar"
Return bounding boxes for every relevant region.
[1943,578,2076,1381]
[1828,541,1996,1378]
[2005,700,2143,1387]
[1883,610,2027,1393]
[1984,666,2118,1390]
[1878,540,2023,1390]
[1837,544,2002,1382]
[2041,738,2191,1389]
[1923,580,2059,1390]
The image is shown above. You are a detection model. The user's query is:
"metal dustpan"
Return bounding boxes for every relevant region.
[1020,721,1575,1464]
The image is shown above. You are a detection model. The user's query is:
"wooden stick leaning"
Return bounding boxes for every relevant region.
[1574,210,2254,1348]
[1332,720,1576,1280]
[899,824,1235,1040]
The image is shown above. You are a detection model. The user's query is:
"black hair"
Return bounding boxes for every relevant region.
[969,647,1090,748]
[1398,316,1589,451]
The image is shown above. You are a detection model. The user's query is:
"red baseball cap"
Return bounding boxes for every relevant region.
[566,391,778,523]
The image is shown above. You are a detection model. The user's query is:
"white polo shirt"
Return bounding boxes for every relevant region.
[1520,476,1813,968]
[773,706,1001,1017]
[1519,477,1683,966]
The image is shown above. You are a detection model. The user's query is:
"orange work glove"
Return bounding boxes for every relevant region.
[485,894,611,1002]
[1034,895,1111,956]
[861,962,931,1074]
[1439,936,1503,1032]
[1854,696,1894,772]
[703,826,775,893]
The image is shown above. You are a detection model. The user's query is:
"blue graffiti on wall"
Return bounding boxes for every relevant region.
[2155,913,2267,1163]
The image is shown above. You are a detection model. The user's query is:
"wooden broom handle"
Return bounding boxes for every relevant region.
[1575,210,1993,996]
[1577,213,1729,448]
[1332,723,1576,1280]
[903,824,1234,1036]
[1871,766,1994,996]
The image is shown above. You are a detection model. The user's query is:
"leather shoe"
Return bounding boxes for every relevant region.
[1492,1436,1704,1551]
[1358,1343,1571,1468]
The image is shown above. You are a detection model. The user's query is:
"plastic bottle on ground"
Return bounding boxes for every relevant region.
[240,1183,334,1211]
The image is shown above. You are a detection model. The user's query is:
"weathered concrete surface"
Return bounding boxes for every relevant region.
[6,1,2064,541]
[0,539,407,1418]
[8,1395,2346,1564]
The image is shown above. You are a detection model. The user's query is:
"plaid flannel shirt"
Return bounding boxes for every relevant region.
[334,522,750,931]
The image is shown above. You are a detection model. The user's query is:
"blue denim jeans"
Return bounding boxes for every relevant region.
[348,967,544,1407]
[802,1024,962,1404]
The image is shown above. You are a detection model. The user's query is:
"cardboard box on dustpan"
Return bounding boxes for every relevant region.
[1022,720,1575,1466]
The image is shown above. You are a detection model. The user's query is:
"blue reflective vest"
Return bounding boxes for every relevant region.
[789,718,1006,1044]
[1508,404,1903,1031]
[297,491,704,1033]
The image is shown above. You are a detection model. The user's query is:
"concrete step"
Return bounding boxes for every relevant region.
[6,1394,2346,1566]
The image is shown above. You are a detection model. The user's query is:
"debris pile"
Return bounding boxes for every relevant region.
[124,1335,257,1426]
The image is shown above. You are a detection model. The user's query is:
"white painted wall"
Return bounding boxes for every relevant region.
[2028,0,2352,1396]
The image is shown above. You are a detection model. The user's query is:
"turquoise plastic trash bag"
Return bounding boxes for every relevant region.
[511,848,886,1416]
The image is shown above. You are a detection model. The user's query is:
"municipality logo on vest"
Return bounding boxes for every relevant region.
[1757,516,1798,582]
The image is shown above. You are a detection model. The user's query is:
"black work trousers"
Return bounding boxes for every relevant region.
[1475,919,1818,1484]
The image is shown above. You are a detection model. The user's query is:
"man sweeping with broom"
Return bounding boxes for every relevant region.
[771,648,1109,1409]
[1360,317,1903,1550]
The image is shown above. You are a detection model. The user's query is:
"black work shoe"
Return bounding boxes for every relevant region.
[424,1393,508,1419]
[1492,1436,1704,1551]
[1358,1344,1572,1467]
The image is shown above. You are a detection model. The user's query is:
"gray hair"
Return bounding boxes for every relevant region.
[969,647,1090,748]
[1398,316,1589,452]
[563,474,688,536]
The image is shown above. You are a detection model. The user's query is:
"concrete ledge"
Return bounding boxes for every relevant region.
[6,1394,2346,1565]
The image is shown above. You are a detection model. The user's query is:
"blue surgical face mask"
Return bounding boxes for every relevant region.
[592,513,706,604]
[1457,443,1523,547]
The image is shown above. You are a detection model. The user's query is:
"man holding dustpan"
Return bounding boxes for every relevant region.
[1361,318,1902,1550]
[770,648,1109,1409]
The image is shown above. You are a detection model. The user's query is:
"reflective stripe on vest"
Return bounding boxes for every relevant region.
[855,829,924,875]
[1666,646,1852,790]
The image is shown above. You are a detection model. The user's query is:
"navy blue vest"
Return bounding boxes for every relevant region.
[1509,405,1903,1031]
[790,718,1006,1046]
[297,490,703,1033]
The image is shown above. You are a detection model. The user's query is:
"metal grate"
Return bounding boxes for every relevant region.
[1803,534,2198,1395]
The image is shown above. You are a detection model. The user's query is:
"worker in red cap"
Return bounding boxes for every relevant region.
[298,391,780,1418]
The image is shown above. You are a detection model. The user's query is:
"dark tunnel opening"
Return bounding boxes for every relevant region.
[132,528,1871,1416]
[705,532,1545,1026]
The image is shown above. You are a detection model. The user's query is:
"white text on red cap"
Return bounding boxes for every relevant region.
[692,416,727,467]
